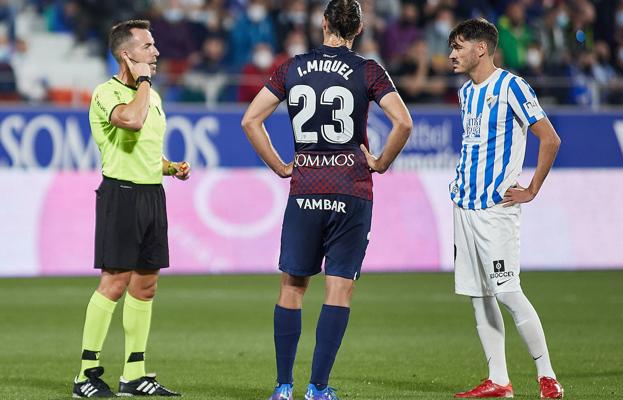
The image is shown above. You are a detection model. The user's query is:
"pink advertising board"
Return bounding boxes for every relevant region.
[34,170,441,276]
[1,169,622,277]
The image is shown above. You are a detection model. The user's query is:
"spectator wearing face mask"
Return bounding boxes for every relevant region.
[537,4,572,69]
[357,37,384,65]
[566,0,596,57]
[518,42,564,104]
[151,3,195,61]
[567,49,599,106]
[520,43,545,79]
[149,2,196,100]
[591,40,623,104]
[274,0,308,54]
[375,0,401,22]
[229,0,276,70]
[306,3,325,49]
[274,30,308,66]
[381,1,422,68]
[590,41,617,85]
[425,7,455,61]
[237,42,275,102]
[183,34,233,104]
[358,0,386,47]
[186,2,229,54]
[497,1,533,71]
[391,39,446,104]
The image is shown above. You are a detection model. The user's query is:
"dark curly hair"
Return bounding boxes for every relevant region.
[324,0,362,41]
[448,18,498,55]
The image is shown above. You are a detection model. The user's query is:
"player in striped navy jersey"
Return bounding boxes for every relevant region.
[242,1,412,399]
[448,19,564,399]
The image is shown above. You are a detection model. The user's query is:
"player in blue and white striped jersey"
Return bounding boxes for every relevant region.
[450,68,546,210]
[448,19,564,399]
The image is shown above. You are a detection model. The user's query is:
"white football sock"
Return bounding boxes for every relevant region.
[496,291,556,379]
[472,296,510,385]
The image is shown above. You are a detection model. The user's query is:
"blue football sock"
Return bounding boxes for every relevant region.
[274,304,302,385]
[310,304,350,387]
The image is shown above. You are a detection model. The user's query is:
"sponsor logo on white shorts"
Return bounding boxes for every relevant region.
[296,198,346,213]
[489,259,514,280]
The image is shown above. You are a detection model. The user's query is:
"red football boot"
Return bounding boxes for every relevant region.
[455,379,514,398]
[539,376,564,398]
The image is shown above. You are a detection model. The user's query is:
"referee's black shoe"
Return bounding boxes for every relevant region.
[118,374,181,397]
[73,366,117,398]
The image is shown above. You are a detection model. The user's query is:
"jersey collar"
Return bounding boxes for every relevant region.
[112,76,137,91]
[318,45,351,56]
[470,68,501,89]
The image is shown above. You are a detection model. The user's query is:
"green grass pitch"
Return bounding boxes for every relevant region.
[0,271,621,399]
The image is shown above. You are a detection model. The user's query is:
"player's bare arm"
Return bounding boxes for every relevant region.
[162,156,191,181]
[360,92,412,173]
[110,54,152,131]
[241,87,293,178]
[502,117,561,206]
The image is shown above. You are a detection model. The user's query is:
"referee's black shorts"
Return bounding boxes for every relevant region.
[94,176,169,270]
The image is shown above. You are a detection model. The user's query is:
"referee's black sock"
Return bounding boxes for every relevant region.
[310,304,350,388]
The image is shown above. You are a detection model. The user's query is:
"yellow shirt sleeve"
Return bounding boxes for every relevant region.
[91,82,127,123]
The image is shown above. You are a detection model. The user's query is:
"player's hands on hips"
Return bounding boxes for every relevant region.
[360,144,388,173]
[501,184,535,206]
[171,161,191,181]
[277,162,293,178]
[123,53,151,81]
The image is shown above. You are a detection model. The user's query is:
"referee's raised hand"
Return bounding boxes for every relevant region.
[122,52,151,81]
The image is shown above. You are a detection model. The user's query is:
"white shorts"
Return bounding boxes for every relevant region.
[453,203,522,297]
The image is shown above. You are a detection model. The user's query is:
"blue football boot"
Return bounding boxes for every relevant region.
[304,384,340,400]
[268,383,293,400]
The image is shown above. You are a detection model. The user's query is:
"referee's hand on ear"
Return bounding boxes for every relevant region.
[122,53,151,81]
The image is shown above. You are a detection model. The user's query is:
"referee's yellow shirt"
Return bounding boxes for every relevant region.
[89,77,166,184]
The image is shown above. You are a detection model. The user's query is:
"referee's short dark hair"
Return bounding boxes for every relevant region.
[448,18,498,55]
[109,19,151,62]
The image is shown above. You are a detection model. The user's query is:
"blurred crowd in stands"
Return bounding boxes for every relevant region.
[1,0,622,106]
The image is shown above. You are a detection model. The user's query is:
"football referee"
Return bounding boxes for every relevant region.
[72,20,189,398]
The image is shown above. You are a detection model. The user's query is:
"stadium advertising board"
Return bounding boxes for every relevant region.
[1,107,622,276]
[1,107,622,169]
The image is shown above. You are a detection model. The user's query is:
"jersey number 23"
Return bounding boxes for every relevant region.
[288,84,354,144]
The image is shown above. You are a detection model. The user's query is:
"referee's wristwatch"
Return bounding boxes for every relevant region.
[136,75,152,87]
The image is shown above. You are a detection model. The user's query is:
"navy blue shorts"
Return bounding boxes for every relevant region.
[278,194,372,280]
